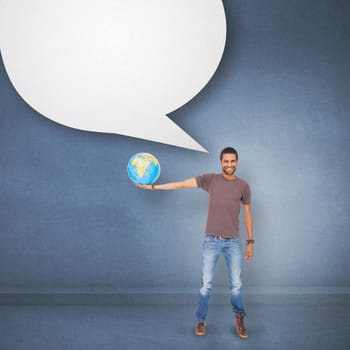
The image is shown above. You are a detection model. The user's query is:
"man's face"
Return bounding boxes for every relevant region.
[221,153,238,176]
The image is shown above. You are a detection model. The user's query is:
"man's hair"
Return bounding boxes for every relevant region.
[220,147,238,160]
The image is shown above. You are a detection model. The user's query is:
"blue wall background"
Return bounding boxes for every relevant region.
[1,0,349,295]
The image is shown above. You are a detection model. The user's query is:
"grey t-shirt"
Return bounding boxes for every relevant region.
[195,173,251,237]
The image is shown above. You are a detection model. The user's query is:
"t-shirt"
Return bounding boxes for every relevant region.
[195,173,251,237]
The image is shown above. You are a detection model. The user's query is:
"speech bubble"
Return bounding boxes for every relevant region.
[0,0,226,152]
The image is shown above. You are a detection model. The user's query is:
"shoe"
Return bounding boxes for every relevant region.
[235,314,248,339]
[195,322,206,336]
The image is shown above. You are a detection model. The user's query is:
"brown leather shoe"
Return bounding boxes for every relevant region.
[235,314,248,339]
[195,322,206,336]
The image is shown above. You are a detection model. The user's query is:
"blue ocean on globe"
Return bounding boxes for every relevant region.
[127,153,161,185]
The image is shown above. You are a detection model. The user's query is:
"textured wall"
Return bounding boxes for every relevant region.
[1,0,349,293]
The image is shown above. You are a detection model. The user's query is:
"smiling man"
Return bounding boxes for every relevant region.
[136,147,253,339]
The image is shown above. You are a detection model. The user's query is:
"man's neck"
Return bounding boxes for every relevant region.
[222,172,236,180]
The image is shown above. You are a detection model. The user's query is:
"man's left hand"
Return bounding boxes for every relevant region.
[245,244,254,261]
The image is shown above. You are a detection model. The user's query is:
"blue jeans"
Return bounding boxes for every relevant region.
[196,235,246,322]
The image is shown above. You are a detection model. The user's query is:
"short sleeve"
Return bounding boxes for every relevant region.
[195,173,215,192]
[241,183,251,204]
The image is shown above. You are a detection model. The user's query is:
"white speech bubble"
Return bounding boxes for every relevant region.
[0,0,226,152]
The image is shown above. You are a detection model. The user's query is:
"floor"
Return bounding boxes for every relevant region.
[0,304,349,350]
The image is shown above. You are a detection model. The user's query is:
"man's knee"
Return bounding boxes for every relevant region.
[230,280,242,294]
[199,281,213,296]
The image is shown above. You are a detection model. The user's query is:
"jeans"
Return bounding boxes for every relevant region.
[196,235,246,322]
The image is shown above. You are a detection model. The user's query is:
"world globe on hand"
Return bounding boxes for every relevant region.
[127,153,161,185]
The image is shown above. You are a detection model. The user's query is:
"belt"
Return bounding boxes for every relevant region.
[208,235,234,240]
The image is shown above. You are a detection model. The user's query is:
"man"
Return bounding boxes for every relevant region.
[136,147,253,339]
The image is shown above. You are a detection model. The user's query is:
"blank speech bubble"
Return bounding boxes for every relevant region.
[0,0,226,152]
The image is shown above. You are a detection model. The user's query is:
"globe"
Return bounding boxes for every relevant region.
[127,152,161,185]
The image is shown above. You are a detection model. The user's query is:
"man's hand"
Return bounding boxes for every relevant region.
[135,183,153,190]
[245,244,254,261]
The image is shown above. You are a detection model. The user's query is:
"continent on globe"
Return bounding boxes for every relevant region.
[127,153,161,185]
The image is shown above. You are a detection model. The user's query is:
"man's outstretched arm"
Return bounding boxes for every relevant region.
[136,178,198,191]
